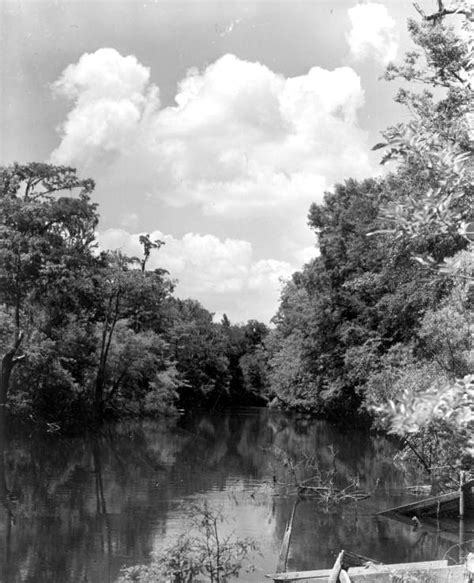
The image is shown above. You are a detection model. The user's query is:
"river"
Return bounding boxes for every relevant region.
[0,407,466,582]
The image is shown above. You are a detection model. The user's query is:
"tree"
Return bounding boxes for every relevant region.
[0,164,179,425]
[217,318,270,404]
[101,322,180,415]
[92,251,173,416]
[269,177,446,415]
[138,233,164,273]
[0,163,97,406]
[368,1,473,471]
[374,1,473,245]
[166,299,230,407]
[239,347,269,400]
[118,501,258,583]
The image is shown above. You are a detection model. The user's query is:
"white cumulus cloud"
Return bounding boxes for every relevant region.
[347,3,398,65]
[52,50,374,221]
[51,48,160,167]
[98,228,295,323]
[52,49,377,321]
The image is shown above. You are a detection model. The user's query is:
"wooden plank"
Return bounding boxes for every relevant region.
[378,480,474,517]
[276,500,299,573]
[377,491,460,516]
[269,564,463,583]
[348,565,465,583]
[267,560,449,581]
[342,551,381,568]
[274,566,465,583]
[465,480,474,511]
[328,551,344,583]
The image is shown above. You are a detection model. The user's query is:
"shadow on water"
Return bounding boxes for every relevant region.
[0,407,469,582]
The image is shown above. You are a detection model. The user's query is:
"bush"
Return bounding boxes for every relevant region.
[117,501,258,583]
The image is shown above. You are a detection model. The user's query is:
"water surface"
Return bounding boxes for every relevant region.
[0,407,469,582]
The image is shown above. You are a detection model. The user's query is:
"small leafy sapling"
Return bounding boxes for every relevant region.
[117,500,258,583]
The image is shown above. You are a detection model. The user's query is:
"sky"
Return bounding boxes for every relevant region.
[1,0,433,323]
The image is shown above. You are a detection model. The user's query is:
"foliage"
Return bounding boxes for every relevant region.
[364,280,474,472]
[165,299,231,407]
[0,163,98,410]
[239,346,270,400]
[418,284,473,377]
[371,374,473,471]
[267,330,322,411]
[267,178,448,417]
[374,4,473,244]
[367,4,474,471]
[0,162,268,429]
[267,2,473,477]
[117,501,258,583]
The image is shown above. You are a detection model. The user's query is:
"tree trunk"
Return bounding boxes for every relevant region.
[0,333,25,407]
[95,292,120,418]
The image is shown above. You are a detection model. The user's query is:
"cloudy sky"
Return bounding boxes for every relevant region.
[1,0,430,323]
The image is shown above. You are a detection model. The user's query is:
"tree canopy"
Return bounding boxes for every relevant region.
[0,164,269,430]
[266,2,473,473]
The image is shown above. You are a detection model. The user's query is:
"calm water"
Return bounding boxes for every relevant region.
[0,407,469,582]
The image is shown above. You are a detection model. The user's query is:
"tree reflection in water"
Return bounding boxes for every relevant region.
[0,408,467,582]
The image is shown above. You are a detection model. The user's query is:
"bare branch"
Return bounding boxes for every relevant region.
[413,0,471,22]
[413,2,427,18]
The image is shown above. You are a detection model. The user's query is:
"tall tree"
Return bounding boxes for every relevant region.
[0,163,97,406]
[369,1,473,470]
[92,250,173,416]
[166,299,230,407]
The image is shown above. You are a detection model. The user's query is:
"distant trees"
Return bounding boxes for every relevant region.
[220,318,270,404]
[0,163,269,429]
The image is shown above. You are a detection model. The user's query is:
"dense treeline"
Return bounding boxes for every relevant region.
[265,4,473,472]
[0,170,268,429]
[267,175,468,415]
[1,2,472,470]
